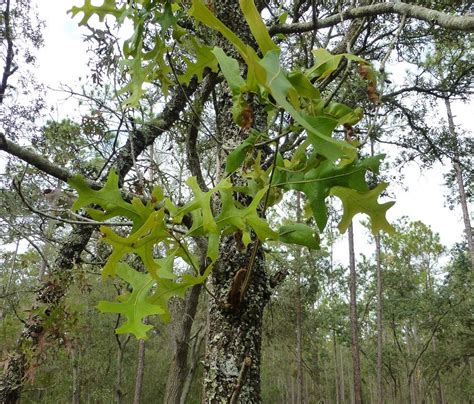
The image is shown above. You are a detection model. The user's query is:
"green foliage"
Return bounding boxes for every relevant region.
[97,263,165,339]
[69,0,128,25]
[330,183,395,234]
[273,154,387,231]
[68,0,395,338]
[277,224,320,250]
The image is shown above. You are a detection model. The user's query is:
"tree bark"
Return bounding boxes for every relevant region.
[444,98,473,268]
[133,339,146,404]
[348,223,363,404]
[203,237,270,402]
[375,233,384,404]
[164,284,203,403]
[201,1,271,402]
[295,192,304,404]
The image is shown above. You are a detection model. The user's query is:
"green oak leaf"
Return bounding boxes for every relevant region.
[308,48,364,80]
[69,0,127,26]
[179,39,219,85]
[214,185,278,243]
[96,263,163,339]
[149,264,213,322]
[259,51,356,163]
[278,223,320,250]
[174,177,220,233]
[68,170,146,229]
[212,47,245,94]
[225,131,260,173]
[239,0,278,54]
[157,1,177,35]
[100,209,171,278]
[330,183,395,234]
[273,155,385,231]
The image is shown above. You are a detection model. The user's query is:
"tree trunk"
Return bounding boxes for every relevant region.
[333,332,343,404]
[340,345,346,403]
[180,327,205,404]
[203,236,270,402]
[133,339,146,404]
[295,193,304,404]
[0,224,94,404]
[72,347,81,404]
[348,223,363,404]
[164,284,203,403]
[115,333,130,404]
[201,1,270,402]
[375,233,384,404]
[444,98,473,268]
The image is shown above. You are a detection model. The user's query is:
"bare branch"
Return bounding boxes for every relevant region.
[0,0,17,104]
[270,2,474,35]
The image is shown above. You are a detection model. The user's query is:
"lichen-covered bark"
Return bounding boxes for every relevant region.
[0,224,94,403]
[201,2,270,402]
[203,238,270,403]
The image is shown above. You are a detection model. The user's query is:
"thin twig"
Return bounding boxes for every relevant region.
[12,178,133,227]
[166,52,221,145]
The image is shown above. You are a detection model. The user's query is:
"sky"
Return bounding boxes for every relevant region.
[17,1,473,265]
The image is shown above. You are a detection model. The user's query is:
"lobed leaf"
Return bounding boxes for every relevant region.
[69,0,127,26]
[97,263,163,340]
[330,183,395,234]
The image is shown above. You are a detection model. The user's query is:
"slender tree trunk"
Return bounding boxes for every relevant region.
[444,98,473,268]
[340,345,346,403]
[348,223,363,404]
[133,339,146,404]
[115,333,130,404]
[180,327,205,404]
[72,346,80,404]
[0,239,19,324]
[164,284,203,403]
[375,233,384,404]
[295,193,304,404]
[333,332,342,404]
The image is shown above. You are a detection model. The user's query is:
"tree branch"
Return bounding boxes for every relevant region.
[0,0,17,104]
[269,2,474,35]
[0,134,75,183]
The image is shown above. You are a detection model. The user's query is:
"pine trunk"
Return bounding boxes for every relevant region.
[375,233,384,404]
[295,193,304,404]
[133,339,146,404]
[348,223,363,404]
[444,98,473,268]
